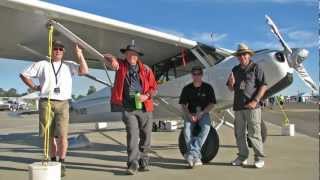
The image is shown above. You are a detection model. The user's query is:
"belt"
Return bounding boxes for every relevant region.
[40,98,64,102]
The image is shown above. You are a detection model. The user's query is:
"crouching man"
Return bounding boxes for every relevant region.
[179,66,216,168]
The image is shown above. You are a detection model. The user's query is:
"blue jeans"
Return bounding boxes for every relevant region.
[184,113,211,159]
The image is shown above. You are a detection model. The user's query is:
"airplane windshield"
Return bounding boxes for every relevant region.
[152,48,203,83]
[152,44,229,84]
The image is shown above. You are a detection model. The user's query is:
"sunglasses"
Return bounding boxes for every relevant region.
[53,47,64,51]
[192,72,203,76]
[238,53,249,57]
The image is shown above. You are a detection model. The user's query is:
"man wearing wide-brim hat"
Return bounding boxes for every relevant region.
[226,43,267,168]
[103,43,157,175]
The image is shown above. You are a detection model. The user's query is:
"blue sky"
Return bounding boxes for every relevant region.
[0,0,318,96]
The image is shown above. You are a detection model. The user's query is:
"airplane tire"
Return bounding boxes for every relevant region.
[247,120,268,148]
[178,125,219,163]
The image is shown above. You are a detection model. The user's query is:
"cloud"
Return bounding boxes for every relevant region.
[287,30,315,41]
[248,29,317,50]
[191,32,228,44]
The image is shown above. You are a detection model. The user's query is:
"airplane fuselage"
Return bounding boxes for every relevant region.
[70,49,294,123]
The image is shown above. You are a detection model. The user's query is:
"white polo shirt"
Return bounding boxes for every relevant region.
[22,60,79,100]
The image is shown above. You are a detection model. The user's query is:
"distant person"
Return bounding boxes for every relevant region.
[179,66,216,168]
[269,97,275,109]
[226,43,267,168]
[103,44,157,175]
[20,41,89,177]
[278,95,284,106]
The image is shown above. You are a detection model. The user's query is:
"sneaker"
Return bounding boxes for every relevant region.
[231,157,248,166]
[193,158,203,167]
[139,159,150,172]
[184,154,194,168]
[254,160,265,168]
[127,162,138,175]
[60,163,66,177]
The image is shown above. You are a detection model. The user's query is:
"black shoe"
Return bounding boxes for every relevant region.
[61,163,66,177]
[127,162,138,175]
[139,159,150,172]
[51,157,57,162]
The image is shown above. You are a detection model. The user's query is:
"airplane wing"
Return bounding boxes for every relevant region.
[0,0,231,71]
[0,0,197,69]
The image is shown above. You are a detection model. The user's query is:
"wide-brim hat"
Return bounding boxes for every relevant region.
[52,40,64,48]
[232,43,255,57]
[120,45,144,56]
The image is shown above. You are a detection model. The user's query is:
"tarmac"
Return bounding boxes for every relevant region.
[0,103,318,180]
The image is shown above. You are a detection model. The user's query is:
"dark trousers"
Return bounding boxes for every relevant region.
[122,110,153,167]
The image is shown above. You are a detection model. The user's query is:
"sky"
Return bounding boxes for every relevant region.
[0,0,318,96]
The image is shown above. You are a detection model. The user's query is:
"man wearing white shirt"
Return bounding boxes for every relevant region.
[20,40,89,177]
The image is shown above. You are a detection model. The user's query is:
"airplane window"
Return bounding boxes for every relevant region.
[152,49,203,83]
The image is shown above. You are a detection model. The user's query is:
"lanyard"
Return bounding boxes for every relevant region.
[51,62,63,85]
[126,64,139,86]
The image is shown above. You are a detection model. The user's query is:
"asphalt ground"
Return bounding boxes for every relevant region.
[0,103,318,180]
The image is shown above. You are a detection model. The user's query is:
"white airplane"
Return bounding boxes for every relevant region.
[0,0,317,162]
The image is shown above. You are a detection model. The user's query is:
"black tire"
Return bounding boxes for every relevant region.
[178,125,219,163]
[247,120,268,148]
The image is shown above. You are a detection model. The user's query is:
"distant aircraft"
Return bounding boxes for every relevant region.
[0,100,11,111]
[0,0,317,162]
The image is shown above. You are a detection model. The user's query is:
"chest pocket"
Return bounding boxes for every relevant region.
[244,67,259,98]
[246,71,255,83]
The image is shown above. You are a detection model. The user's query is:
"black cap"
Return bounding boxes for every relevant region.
[191,66,203,73]
[53,40,64,48]
[120,45,143,56]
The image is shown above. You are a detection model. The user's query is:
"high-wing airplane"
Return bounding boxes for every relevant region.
[0,0,317,163]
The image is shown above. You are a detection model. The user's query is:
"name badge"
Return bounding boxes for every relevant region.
[54,87,60,94]
[240,81,246,90]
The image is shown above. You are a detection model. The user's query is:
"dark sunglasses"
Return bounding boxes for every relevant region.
[53,47,64,51]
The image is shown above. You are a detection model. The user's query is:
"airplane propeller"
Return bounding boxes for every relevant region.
[265,15,318,92]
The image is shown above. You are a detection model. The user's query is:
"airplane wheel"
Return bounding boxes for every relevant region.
[178,125,219,163]
[248,120,267,148]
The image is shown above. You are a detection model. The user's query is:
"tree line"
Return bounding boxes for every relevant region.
[0,88,26,97]
[0,85,97,100]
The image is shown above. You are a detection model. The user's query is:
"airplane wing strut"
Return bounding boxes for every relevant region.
[48,20,114,86]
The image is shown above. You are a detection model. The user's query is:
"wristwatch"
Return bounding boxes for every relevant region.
[32,85,40,91]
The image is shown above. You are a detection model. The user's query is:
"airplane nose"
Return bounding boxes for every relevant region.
[296,48,309,64]
[287,48,309,67]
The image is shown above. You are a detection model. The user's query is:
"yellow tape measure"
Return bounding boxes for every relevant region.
[43,25,54,163]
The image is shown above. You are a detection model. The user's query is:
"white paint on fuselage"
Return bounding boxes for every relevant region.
[157,50,293,110]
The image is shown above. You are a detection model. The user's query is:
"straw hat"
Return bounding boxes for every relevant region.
[233,43,255,56]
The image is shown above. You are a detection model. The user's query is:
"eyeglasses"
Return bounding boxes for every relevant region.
[53,47,64,51]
